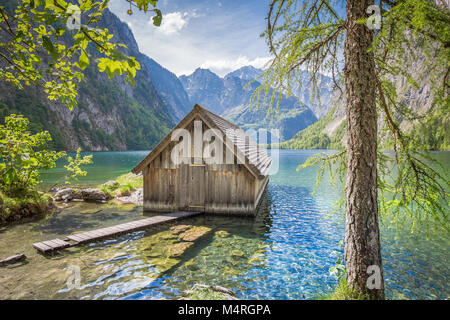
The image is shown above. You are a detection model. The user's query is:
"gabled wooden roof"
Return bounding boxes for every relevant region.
[132,104,272,178]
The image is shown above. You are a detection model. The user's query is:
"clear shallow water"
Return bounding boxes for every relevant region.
[0,150,448,300]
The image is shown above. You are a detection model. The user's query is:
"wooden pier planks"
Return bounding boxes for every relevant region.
[32,211,202,254]
[32,238,71,254]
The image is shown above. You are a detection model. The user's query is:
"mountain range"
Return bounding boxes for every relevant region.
[179,67,330,141]
[0,4,329,149]
[1,5,445,151]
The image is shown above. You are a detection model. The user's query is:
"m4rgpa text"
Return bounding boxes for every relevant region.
[178,304,271,317]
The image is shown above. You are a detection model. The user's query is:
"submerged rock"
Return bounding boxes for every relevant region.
[231,250,245,259]
[212,241,224,247]
[79,208,103,214]
[185,259,199,271]
[158,231,179,240]
[170,225,192,235]
[223,266,241,277]
[181,284,237,300]
[195,284,235,296]
[166,242,194,257]
[215,230,230,238]
[179,226,212,242]
[147,252,162,258]
[149,257,180,272]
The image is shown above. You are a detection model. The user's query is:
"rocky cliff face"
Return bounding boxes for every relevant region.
[226,65,263,81]
[179,68,227,115]
[292,71,335,119]
[143,56,192,122]
[0,9,174,151]
[281,41,448,151]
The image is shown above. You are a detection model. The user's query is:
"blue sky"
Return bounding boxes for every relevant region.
[109,0,272,77]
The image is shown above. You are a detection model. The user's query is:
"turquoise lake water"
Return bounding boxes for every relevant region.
[0,150,448,299]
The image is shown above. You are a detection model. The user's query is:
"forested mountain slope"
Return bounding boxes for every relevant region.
[0,6,174,151]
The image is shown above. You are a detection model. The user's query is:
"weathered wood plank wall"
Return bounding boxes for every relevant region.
[143,117,266,214]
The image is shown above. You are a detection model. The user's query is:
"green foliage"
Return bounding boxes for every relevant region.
[0,0,162,109]
[297,150,346,216]
[64,147,93,184]
[0,114,65,196]
[0,89,66,150]
[411,113,450,151]
[115,172,142,189]
[117,183,135,196]
[98,172,142,197]
[279,105,345,149]
[377,148,449,234]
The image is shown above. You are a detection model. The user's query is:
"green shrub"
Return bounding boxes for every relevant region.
[0,190,52,221]
[116,183,135,197]
[115,173,143,190]
[0,114,65,196]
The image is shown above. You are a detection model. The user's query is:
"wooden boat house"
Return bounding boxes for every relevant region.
[132,104,272,215]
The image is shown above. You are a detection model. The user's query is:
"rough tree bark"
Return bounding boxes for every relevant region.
[344,0,385,299]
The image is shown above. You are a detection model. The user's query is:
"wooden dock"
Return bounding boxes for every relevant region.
[32,211,202,254]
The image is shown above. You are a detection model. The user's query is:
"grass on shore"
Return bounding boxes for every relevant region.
[98,172,143,198]
[0,190,52,222]
[318,278,371,300]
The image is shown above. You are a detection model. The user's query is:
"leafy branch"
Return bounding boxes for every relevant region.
[0,0,162,109]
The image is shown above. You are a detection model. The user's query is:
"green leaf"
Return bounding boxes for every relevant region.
[110,48,127,60]
[79,50,90,70]
[42,36,58,60]
[152,9,162,27]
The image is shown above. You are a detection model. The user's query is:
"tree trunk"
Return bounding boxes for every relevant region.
[344,0,385,299]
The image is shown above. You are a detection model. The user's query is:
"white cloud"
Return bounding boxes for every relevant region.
[199,56,272,76]
[108,1,269,77]
[153,12,188,35]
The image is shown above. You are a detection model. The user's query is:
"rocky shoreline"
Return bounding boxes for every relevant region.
[1,172,145,225]
[53,187,112,202]
[52,186,144,205]
[116,188,143,205]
